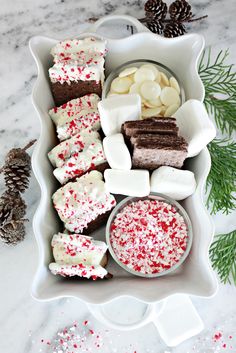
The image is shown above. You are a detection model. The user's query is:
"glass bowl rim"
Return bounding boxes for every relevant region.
[102,58,185,104]
[106,192,193,278]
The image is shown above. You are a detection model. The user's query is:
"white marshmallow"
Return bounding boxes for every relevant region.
[150,166,196,200]
[98,94,141,136]
[104,169,150,197]
[173,100,216,158]
[103,134,131,170]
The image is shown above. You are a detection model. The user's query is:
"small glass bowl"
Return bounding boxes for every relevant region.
[106,193,192,278]
[103,59,185,105]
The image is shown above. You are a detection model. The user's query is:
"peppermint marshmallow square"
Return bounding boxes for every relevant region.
[51,232,108,266]
[173,99,216,158]
[49,232,108,280]
[104,169,150,197]
[48,94,101,141]
[49,37,107,106]
[52,171,116,233]
[103,133,132,170]
[150,166,196,200]
[48,129,106,184]
[98,94,141,136]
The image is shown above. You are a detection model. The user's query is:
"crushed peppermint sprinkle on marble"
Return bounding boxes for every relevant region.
[40,320,105,352]
[110,199,188,275]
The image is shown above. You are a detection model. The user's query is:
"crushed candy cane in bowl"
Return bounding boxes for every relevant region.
[106,193,193,278]
[103,59,185,119]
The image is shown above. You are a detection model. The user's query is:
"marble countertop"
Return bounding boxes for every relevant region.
[0,0,236,352]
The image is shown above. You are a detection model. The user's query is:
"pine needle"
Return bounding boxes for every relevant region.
[206,139,236,214]
[199,49,236,286]
[210,230,236,285]
[199,48,236,136]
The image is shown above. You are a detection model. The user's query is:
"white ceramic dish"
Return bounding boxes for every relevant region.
[30,15,217,306]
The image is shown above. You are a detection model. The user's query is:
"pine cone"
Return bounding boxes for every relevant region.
[0,190,26,228]
[169,0,192,21]
[0,190,26,245]
[145,0,167,20]
[3,148,31,193]
[163,22,186,37]
[146,19,164,34]
[0,221,25,245]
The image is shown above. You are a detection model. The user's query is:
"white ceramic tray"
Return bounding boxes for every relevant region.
[30,15,217,309]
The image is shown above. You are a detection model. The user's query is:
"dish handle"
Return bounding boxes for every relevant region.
[87,294,203,347]
[86,14,150,34]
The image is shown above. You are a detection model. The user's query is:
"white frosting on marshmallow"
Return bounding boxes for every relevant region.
[52,171,116,233]
[51,38,106,62]
[48,129,106,184]
[49,263,107,279]
[51,232,107,265]
[49,94,101,141]
[49,61,105,84]
[49,232,108,279]
[49,37,106,84]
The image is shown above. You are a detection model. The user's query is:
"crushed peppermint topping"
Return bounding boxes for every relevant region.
[49,37,107,84]
[49,94,101,141]
[49,262,107,279]
[49,233,108,279]
[48,129,106,184]
[110,199,189,275]
[52,171,116,233]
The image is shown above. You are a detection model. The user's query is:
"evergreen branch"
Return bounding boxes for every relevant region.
[206,139,236,215]
[204,95,236,136]
[199,48,236,136]
[210,230,236,285]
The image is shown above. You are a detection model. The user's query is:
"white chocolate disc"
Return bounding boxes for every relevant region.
[129,82,141,94]
[160,87,180,106]
[111,76,133,93]
[140,95,146,104]
[160,105,167,114]
[148,97,162,107]
[160,72,169,86]
[140,64,159,80]
[134,67,156,83]
[155,72,161,83]
[129,73,135,82]
[142,106,162,118]
[159,82,166,89]
[164,103,180,117]
[169,76,180,94]
[119,67,138,77]
[144,100,156,108]
[140,81,161,100]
